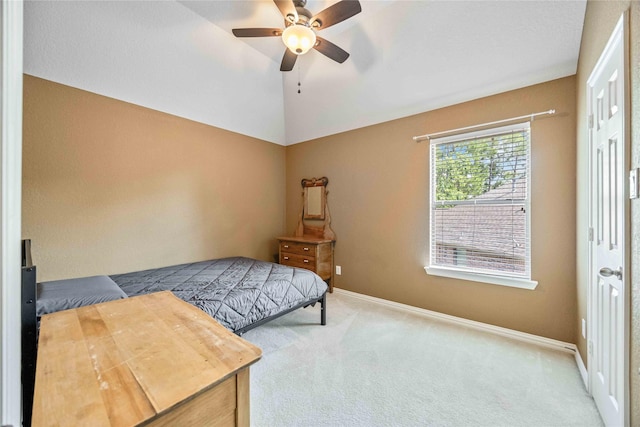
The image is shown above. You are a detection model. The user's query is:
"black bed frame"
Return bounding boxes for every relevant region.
[234,291,326,336]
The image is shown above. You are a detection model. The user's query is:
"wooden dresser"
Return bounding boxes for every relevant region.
[32,291,262,427]
[278,235,335,292]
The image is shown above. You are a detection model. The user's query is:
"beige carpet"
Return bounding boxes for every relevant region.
[243,291,603,427]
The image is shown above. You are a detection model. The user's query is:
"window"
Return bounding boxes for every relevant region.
[426,122,537,289]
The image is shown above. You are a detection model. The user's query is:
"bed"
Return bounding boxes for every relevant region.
[35,256,328,335]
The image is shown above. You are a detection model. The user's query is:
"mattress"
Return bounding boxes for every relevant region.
[110,256,327,332]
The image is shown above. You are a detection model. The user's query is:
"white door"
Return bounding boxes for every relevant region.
[588,14,628,427]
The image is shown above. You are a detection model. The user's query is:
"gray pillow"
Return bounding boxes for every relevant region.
[37,275,128,316]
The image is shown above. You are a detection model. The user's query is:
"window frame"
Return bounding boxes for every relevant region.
[425,122,538,290]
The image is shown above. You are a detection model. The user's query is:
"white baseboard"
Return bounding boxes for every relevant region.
[575,348,589,389]
[333,288,577,355]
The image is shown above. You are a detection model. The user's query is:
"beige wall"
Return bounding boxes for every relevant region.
[575,1,640,423]
[22,75,286,282]
[286,76,577,343]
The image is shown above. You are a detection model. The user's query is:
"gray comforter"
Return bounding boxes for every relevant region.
[110,256,327,332]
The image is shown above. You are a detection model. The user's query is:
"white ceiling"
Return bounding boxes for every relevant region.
[24,0,586,145]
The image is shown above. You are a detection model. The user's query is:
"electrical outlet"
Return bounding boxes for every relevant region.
[336,265,342,275]
[582,318,586,339]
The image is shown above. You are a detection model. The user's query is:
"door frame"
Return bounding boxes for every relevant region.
[1,0,24,425]
[586,12,630,427]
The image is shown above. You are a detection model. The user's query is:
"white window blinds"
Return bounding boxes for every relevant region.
[429,122,531,279]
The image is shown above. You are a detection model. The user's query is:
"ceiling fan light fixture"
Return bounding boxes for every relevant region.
[282,24,316,55]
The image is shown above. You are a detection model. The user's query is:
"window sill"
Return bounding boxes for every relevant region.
[424,266,538,290]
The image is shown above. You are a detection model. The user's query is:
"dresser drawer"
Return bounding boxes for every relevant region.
[279,241,316,256]
[277,236,334,291]
[280,253,316,270]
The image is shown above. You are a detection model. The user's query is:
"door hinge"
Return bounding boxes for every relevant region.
[588,340,594,355]
[588,227,594,242]
[588,114,594,129]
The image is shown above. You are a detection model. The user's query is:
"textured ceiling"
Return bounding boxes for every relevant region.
[24,0,587,145]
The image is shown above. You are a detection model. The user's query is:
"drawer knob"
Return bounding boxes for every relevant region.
[303,247,309,251]
[284,256,289,260]
[303,259,309,263]
[284,245,289,248]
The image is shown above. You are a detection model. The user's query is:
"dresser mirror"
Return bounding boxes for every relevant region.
[295,177,335,240]
[303,178,327,219]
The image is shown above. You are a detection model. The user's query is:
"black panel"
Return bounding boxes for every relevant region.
[21,239,36,427]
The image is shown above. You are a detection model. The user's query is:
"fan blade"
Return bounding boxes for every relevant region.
[280,49,297,71]
[310,0,361,30]
[314,37,350,63]
[274,0,298,22]
[232,28,282,38]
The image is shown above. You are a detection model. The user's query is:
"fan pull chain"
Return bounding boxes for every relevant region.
[297,63,301,94]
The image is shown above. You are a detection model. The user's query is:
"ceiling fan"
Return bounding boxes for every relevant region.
[232,0,362,72]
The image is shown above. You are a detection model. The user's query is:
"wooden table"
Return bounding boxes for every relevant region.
[32,291,262,426]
